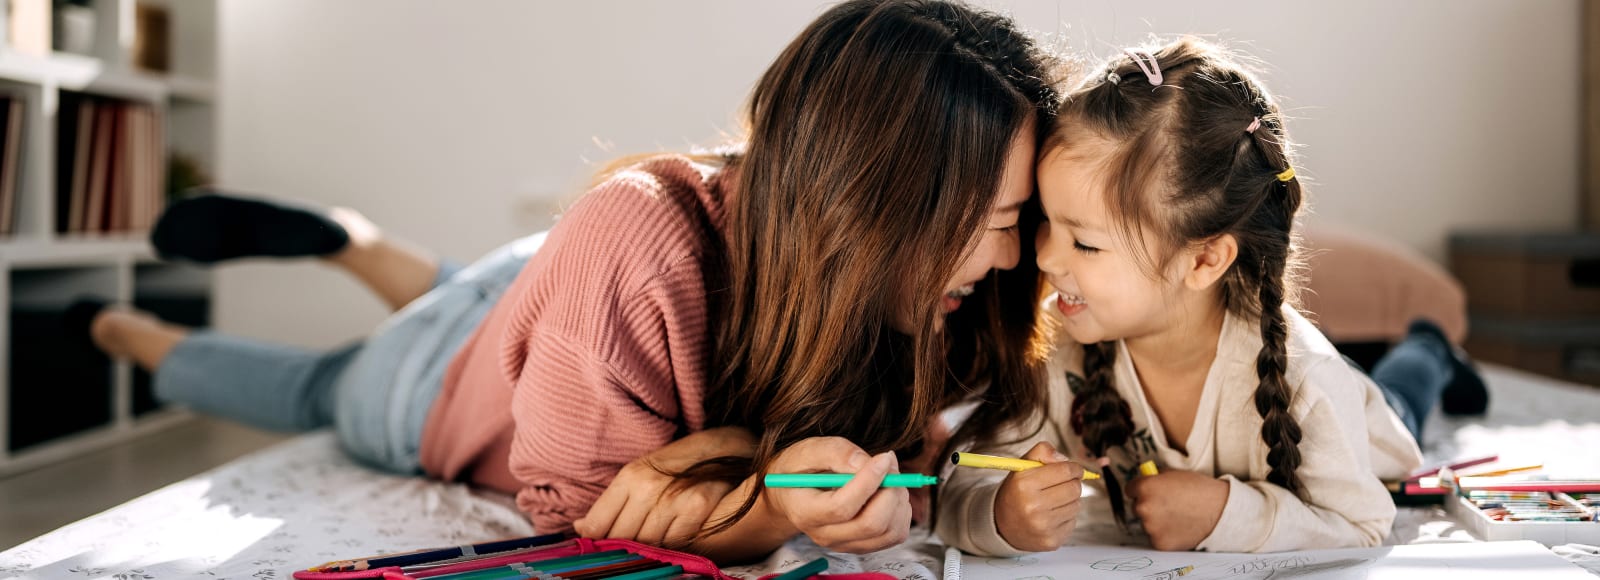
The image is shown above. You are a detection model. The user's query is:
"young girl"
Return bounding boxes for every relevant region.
[80,0,1060,564]
[938,38,1484,555]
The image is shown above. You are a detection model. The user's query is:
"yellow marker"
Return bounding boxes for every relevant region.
[950,452,1101,480]
[1139,460,1160,476]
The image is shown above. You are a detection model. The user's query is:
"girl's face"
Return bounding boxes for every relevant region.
[1034,142,1187,345]
[895,124,1035,333]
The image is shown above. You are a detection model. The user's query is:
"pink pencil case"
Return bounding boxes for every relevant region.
[293,536,895,580]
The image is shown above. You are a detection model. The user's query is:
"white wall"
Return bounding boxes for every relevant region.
[216,0,1580,347]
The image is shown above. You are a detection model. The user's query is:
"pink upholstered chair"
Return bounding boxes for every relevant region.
[1299,226,1468,370]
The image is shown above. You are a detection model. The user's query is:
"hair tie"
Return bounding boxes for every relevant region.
[1106,71,1121,85]
[1276,167,1296,182]
[1246,117,1261,134]
[1122,48,1162,86]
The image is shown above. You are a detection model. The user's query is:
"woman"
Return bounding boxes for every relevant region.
[83,0,1060,563]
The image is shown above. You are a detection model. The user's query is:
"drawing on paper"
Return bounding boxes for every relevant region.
[1227,556,1315,575]
[1091,556,1153,571]
[983,557,1038,569]
[1261,558,1373,579]
[1221,557,1375,580]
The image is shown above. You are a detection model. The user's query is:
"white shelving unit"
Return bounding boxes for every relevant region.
[0,0,216,476]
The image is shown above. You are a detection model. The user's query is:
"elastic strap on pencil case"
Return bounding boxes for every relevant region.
[591,539,897,580]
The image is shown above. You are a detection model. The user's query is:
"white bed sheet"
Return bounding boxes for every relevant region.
[2,363,1597,580]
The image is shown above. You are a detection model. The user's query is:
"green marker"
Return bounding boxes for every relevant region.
[764,473,939,488]
[607,565,684,580]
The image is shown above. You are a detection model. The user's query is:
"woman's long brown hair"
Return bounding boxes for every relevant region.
[670,0,1062,538]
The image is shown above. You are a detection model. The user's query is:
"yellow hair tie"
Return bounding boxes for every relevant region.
[1276,167,1296,182]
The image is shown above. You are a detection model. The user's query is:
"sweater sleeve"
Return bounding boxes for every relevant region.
[935,414,1047,557]
[936,349,1080,557]
[497,170,715,533]
[506,255,712,533]
[934,339,1088,557]
[1196,384,1398,552]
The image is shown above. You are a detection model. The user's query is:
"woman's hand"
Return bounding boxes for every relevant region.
[992,441,1085,551]
[761,437,913,554]
[575,427,754,546]
[1128,469,1229,551]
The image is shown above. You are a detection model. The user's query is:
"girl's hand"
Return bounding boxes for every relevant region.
[575,427,753,546]
[993,441,1085,551]
[762,437,912,553]
[1127,470,1229,551]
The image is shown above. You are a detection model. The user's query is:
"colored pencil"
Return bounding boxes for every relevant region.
[505,556,658,580]
[1459,463,1545,478]
[562,559,664,580]
[1404,454,1498,482]
[540,554,641,575]
[403,541,579,573]
[423,550,630,580]
[1456,480,1600,493]
[605,564,682,580]
[318,532,572,572]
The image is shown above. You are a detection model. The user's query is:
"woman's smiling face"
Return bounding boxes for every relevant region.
[893,123,1036,333]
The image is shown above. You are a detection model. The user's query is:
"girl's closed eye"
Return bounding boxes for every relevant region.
[992,224,1019,233]
[1073,240,1101,254]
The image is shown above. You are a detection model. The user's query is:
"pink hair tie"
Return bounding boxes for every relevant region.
[1123,48,1162,86]
[1246,117,1261,134]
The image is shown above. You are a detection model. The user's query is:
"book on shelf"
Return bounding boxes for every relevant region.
[108,104,128,232]
[54,93,166,236]
[82,98,109,232]
[133,3,171,73]
[0,95,23,236]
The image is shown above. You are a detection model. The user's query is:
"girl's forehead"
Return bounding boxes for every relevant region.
[1038,156,1113,230]
[1041,148,1111,194]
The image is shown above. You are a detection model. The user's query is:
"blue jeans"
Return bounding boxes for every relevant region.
[154,233,545,474]
[1366,328,1457,443]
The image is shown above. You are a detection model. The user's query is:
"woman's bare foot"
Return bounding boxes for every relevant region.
[324,207,383,262]
[90,308,187,370]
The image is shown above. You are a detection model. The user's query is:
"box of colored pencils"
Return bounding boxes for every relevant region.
[1448,491,1600,545]
[292,533,735,580]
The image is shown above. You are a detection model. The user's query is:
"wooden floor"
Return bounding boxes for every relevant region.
[0,417,289,550]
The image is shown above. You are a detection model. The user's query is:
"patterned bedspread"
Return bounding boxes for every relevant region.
[3,364,1598,580]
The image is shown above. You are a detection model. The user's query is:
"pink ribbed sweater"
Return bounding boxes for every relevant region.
[420,156,729,533]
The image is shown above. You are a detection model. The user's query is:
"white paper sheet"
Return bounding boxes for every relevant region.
[957,541,1592,580]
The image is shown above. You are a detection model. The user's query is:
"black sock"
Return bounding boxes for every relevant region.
[1440,352,1491,416]
[1403,320,1490,416]
[150,191,350,263]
